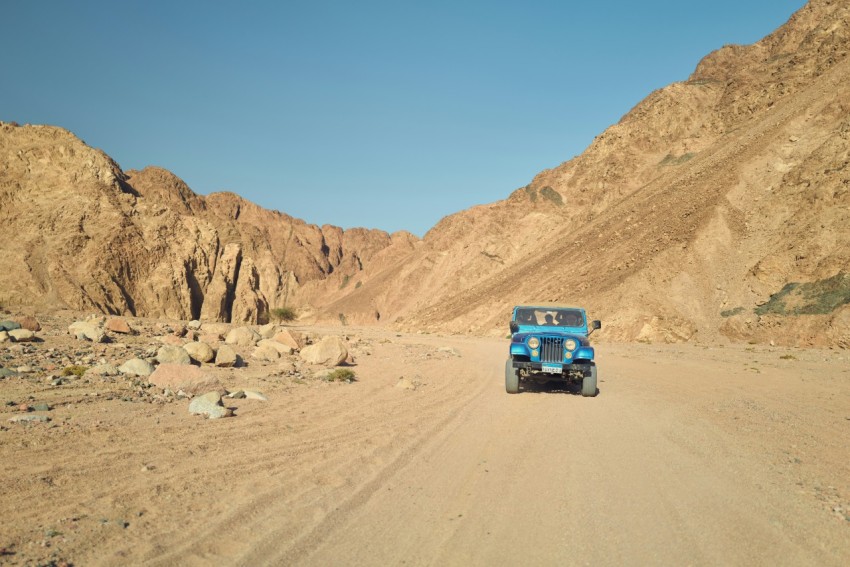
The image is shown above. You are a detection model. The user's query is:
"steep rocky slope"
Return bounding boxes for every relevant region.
[0,125,416,323]
[311,0,850,347]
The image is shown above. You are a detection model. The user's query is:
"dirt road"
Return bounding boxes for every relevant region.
[2,329,849,565]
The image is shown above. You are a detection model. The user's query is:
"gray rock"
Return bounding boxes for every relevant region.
[187,320,202,330]
[243,389,268,401]
[88,363,120,376]
[188,391,232,419]
[183,341,215,364]
[156,345,191,365]
[226,390,246,399]
[8,329,36,342]
[0,367,20,378]
[8,414,51,423]
[149,363,220,395]
[225,327,261,347]
[119,358,155,377]
[0,320,21,331]
[214,344,239,367]
[33,403,50,412]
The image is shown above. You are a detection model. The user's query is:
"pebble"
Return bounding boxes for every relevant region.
[9,415,51,423]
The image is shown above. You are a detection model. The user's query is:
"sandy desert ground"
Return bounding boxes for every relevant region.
[1,317,849,566]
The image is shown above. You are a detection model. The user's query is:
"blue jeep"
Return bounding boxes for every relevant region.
[506,305,601,396]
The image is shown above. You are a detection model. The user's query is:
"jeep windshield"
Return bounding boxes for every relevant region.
[514,307,584,328]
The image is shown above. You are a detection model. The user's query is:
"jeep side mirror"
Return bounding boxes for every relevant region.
[509,321,519,334]
[588,320,601,336]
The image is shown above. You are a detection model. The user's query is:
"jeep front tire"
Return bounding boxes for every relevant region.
[581,364,598,397]
[505,359,519,394]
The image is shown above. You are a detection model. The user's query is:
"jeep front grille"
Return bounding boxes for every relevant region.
[540,337,564,363]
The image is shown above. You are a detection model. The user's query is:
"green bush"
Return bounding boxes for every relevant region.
[325,368,356,382]
[62,365,88,377]
[755,272,850,316]
[270,306,297,323]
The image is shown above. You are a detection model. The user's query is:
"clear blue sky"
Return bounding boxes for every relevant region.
[2,1,805,236]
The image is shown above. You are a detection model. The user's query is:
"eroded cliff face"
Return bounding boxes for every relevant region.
[0,124,411,323]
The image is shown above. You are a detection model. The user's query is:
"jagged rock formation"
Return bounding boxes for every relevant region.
[0,126,415,323]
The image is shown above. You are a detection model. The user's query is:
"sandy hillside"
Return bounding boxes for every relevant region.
[1,313,848,565]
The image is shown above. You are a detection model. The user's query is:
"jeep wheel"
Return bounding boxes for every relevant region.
[581,364,598,397]
[505,359,519,394]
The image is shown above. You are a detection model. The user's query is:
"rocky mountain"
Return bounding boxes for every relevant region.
[0,124,417,323]
[308,0,850,347]
[2,0,849,347]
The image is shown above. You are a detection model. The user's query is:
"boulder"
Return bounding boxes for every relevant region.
[0,321,21,331]
[150,363,220,395]
[118,358,155,377]
[105,317,134,334]
[188,391,232,419]
[259,323,279,339]
[299,336,348,366]
[272,329,305,350]
[225,326,261,347]
[158,335,184,346]
[199,332,224,343]
[257,339,293,356]
[69,321,106,343]
[15,316,41,332]
[156,345,191,365]
[201,322,230,336]
[252,343,280,362]
[187,320,202,330]
[183,341,216,364]
[215,344,239,367]
[9,329,36,342]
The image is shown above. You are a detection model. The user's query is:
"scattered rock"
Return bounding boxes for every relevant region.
[201,322,230,336]
[214,344,239,367]
[258,323,279,339]
[395,376,417,390]
[8,329,36,342]
[156,345,191,365]
[157,335,184,346]
[149,363,221,395]
[299,336,348,366]
[0,367,20,378]
[243,389,268,401]
[0,320,22,331]
[105,317,134,334]
[118,358,155,377]
[225,326,261,347]
[187,320,202,330]
[15,316,41,332]
[183,341,216,364]
[273,329,305,350]
[188,391,232,419]
[199,332,224,343]
[252,343,281,362]
[8,415,51,423]
[88,363,120,377]
[438,346,461,357]
[226,390,246,399]
[257,339,293,356]
[33,403,50,412]
[69,321,106,343]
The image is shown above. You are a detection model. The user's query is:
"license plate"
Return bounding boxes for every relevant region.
[541,364,562,374]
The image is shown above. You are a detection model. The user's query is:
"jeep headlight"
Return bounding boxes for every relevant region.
[564,339,577,351]
[527,337,540,349]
